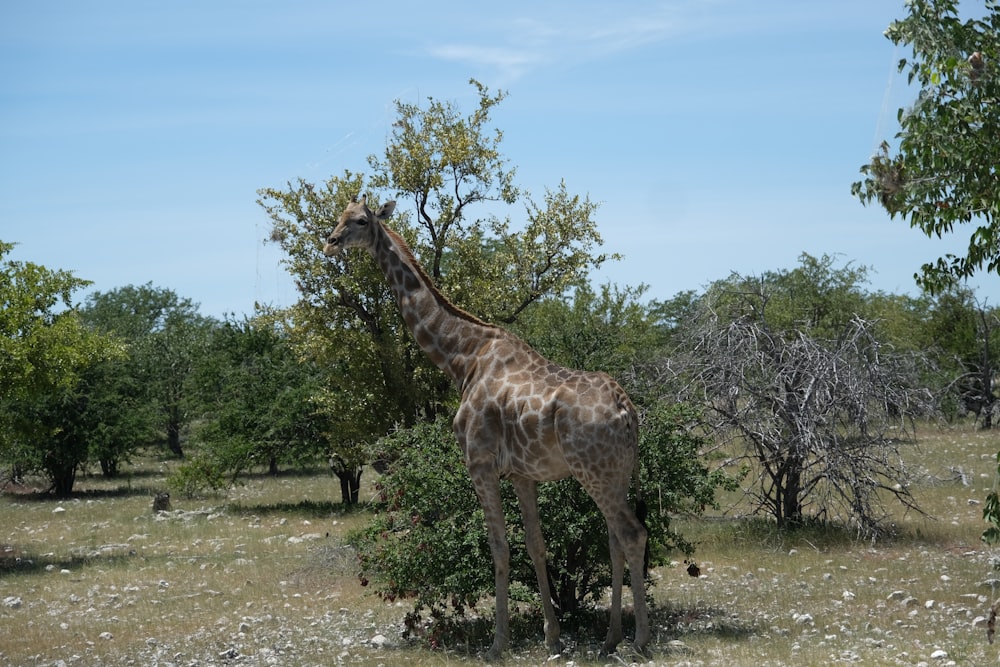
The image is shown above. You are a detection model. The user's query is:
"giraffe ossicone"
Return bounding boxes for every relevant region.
[325,194,650,659]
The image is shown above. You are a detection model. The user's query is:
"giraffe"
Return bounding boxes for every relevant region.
[324,195,650,659]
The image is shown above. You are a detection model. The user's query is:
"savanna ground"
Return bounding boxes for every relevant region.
[2,423,1000,666]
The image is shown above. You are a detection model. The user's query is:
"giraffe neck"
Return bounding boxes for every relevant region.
[369,223,497,387]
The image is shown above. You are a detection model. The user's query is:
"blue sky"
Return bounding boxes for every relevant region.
[2,1,994,318]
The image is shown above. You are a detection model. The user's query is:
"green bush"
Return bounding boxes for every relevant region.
[167,454,228,499]
[349,402,733,647]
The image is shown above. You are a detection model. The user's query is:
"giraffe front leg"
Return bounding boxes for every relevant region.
[471,470,511,661]
[512,478,563,656]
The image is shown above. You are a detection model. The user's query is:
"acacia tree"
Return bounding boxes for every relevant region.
[852,0,999,293]
[664,264,936,535]
[257,79,615,483]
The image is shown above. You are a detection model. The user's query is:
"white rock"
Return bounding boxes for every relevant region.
[98,631,113,640]
[370,633,389,647]
[52,506,66,513]
[842,590,855,600]
[925,599,935,608]
[794,613,814,625]
[887,590,907,601]
[930,648,948,659]
[3,596,22,609]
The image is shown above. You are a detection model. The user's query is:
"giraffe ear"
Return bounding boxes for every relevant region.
[375,201,396,220]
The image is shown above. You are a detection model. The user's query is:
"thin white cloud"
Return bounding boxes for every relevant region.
[422,5,688,83]
[426,43,543,81]
[422,1,863,84]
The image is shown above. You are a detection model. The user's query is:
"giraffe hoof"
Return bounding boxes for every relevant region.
[546,638,564,656]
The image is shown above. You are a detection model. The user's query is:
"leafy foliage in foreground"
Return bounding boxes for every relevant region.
[349,403,732,646]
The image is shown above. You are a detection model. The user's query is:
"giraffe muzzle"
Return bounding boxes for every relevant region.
[323,236,341,256]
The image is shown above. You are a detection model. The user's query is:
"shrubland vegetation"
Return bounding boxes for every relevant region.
[3,0,1000,660]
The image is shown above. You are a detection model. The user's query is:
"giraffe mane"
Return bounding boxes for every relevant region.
[382,225,497,330]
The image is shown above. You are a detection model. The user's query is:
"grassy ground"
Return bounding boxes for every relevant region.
[2,423,999,666]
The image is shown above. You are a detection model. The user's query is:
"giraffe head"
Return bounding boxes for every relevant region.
[323,195,397,256]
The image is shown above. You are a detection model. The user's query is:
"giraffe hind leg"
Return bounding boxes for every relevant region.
[590,492,650,656]
[602,530,625,655]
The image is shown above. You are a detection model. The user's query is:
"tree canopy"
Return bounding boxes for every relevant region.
[0,241,124,495]
[257,80,616,448]
[852,0,1000,293]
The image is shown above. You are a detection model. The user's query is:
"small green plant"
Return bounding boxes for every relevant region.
[167,453,228,498]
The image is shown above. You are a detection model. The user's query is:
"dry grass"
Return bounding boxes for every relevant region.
[2,423,1000,666]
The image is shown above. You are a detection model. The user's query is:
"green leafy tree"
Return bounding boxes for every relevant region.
[0,241,123,495]
[72,353,155,477]
[78,284,188,474]
[700,253,873,339]
[511,283,658,378]
[852,0,1000,293]
[921,282,1000,424]
[258,79,615,469]
[82,284,214,459]
[182,317,329,495]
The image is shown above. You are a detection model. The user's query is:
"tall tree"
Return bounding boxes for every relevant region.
[258,80,614,462]
[922,282,1000,425]
[852,0,1000,293]
[83,284,213,459]
[0,241,123,495]
[187,317,329,487]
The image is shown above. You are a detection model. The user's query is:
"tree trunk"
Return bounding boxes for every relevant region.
[166,422,184,458]
[978,306,996,430]
[982,339,995,430]
[335,466,362,504]
[51,465,77,498]
[779,454,804,526]
[100,457,119,478]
